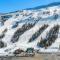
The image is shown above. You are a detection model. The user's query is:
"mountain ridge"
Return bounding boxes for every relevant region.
[1,2,60,14]
[26,2,60,10]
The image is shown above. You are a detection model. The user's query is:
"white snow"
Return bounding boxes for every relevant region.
[0,4,60,56]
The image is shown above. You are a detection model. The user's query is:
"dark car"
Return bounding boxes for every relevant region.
[25,48,35,57]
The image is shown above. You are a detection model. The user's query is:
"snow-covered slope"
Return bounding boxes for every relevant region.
[0,2,60,55]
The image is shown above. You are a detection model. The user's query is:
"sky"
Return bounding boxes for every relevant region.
[0,0,60,13]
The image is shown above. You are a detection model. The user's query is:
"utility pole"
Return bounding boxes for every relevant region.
[59,44,60,50]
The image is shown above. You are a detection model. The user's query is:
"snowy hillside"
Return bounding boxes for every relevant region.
[0,2,60,55]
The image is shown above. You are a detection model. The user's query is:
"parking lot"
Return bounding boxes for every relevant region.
[0,53,60,60]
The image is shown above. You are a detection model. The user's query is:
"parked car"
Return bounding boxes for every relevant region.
[25,48,35,57]
[13,49,24,56]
